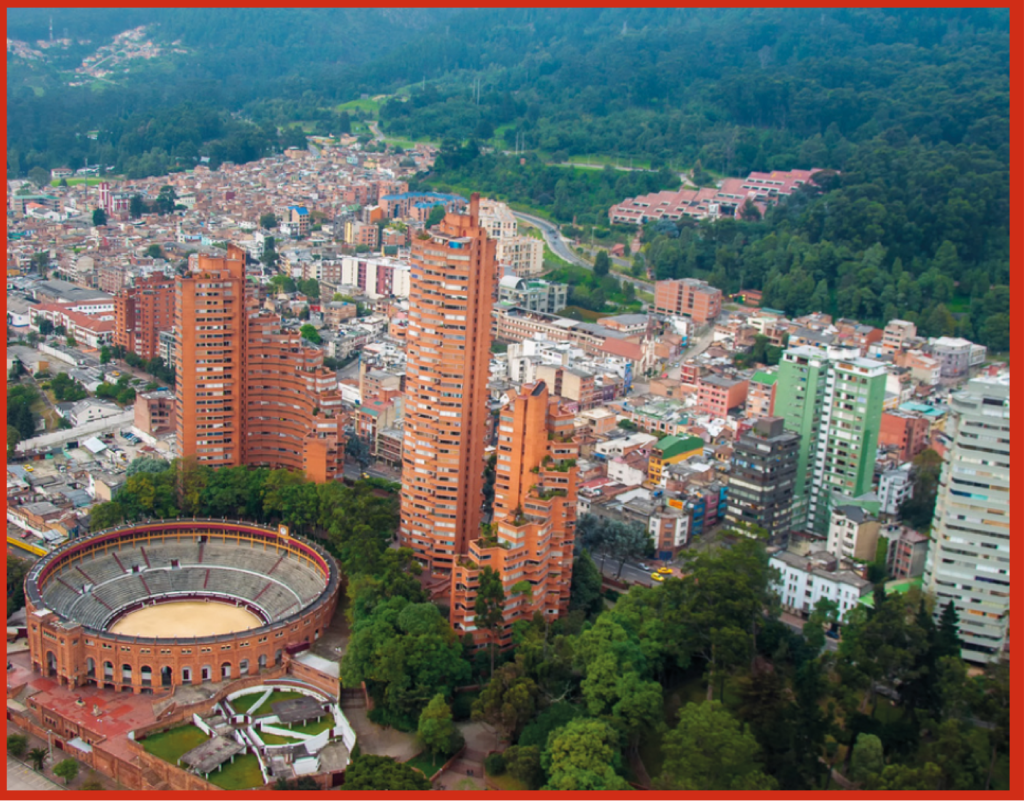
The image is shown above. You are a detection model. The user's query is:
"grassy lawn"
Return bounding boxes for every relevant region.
[258,731,303,745]
[486,771,529,791]
[50,177,105,187]
[141,724,209,765]
[245,690,307,718]
[228,692,265,714]
[337,98,383,114]
[206,753,264,790]
[560,306,605,323]
[406,751,449,778]
[283,716,333,736]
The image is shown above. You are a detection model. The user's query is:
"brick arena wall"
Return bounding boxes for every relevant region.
[24,520,340,696]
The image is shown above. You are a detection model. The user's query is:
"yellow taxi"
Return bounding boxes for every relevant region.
[24,465,34,473]
[651,572,665,582]
[657,566,673,575]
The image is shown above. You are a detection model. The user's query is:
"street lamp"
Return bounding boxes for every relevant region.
[46,729,53,762]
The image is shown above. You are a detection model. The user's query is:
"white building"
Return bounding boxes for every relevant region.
[826,505,881,562]
[923,372,1010,663]
[878,466,913,516]
[771,549,873,619]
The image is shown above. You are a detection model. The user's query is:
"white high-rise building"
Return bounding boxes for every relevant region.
[923,372,1010,663]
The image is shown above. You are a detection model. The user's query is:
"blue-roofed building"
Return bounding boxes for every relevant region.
[287,205,310,236]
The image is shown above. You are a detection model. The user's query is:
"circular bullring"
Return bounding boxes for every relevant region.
[24,520,340,694]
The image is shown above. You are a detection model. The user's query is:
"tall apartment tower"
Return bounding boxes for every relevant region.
[923,373,1010,663]
[175,246,345,478]
[114,272,175,361]
[775,346,887,534]
[175,247,248,468]
[726,416,800,545]
[399,194,498,572]
[450,381,579,645]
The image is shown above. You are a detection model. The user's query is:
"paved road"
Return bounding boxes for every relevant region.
[367,120,386,142]
[512,210,654,294]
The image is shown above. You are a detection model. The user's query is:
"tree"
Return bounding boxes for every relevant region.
[657,701,776,790]
[503,744,544,789]
[53,758,79,786]
[28,166,49,188]
[260,212,278,230]
[7,425,21,458]
[426,204,447,227]
[92,208,107,226]
[30,251,50,278]
[7,557,29,616]
[346,434,372,470]
[417,693,463,762]
[7,734,28,759]
[475,566,506,675]
[863,762,943,791]
[341,754,431,791]
[66,334,77,347]
[145,244,164,260]
[127,456,171,477]
[299,323,322,344]
[568,550,604,618]
[36,317,54,336]
[297,278,320,299]
[541,718,630,791]
[898,449,943,530]
[739,198,762,221]
[593,250,611,278]
[99,346,111,364]
[28,747,48,772]
[129,194,145,219]
[472,662,539,744]
[849,733,884,784]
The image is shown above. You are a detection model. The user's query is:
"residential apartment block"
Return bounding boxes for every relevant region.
[653,278,722,323]
[923,372,1010,663]
[775,346,887,534]
[175,246,345,480]
[450,380,579,646]
[113,271,175,361]
[399,195,497,572]
[726,416,800,545]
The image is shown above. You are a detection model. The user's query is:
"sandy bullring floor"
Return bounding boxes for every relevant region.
[108,601,261,638]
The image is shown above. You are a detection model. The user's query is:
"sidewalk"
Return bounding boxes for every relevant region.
[6,722,116,791]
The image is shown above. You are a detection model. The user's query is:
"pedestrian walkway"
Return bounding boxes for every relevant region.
[7,755,62,791]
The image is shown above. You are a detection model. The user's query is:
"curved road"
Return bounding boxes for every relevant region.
[511,210,654,294]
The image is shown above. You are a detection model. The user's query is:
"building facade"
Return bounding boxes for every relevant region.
[175,246,344,480]
[776,346,887,534]
[113,272,175,361]
[450,381,578,646]
[726,416,800,545]
[399,195,497,572]
[923,373,1010,663]
[653,278,722,323]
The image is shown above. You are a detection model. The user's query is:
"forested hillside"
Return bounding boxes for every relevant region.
[6,8,1009,348]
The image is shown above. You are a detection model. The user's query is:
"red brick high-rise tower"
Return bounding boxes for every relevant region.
[399,194,497,572]
[175,245,344,478]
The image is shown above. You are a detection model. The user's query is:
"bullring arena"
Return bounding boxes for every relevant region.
[8,521,353,790]
[24,520,340,692]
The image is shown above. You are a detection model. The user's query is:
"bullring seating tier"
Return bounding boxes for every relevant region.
[40,536,328,632]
